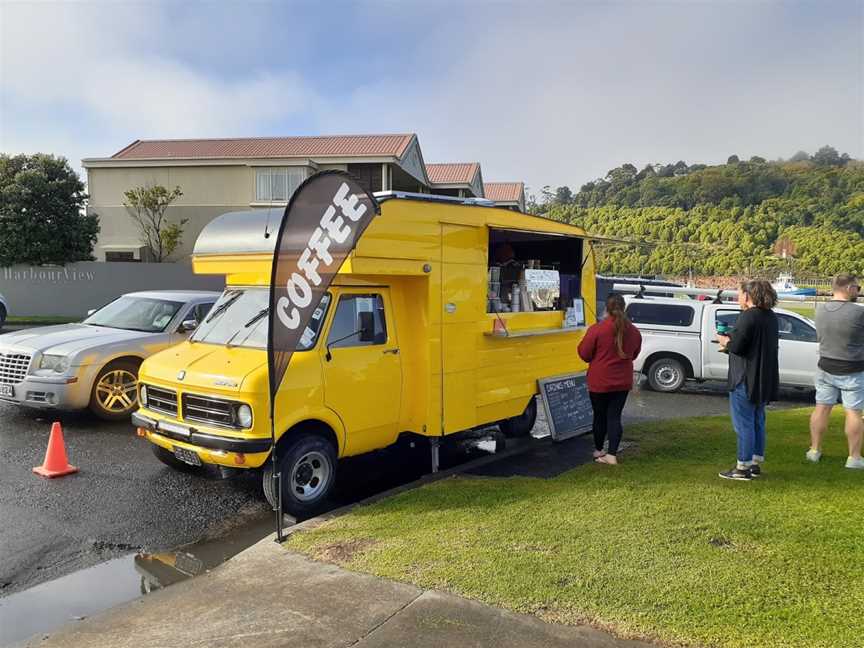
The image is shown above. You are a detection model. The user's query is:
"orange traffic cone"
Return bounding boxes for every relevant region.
[33,422,78,478]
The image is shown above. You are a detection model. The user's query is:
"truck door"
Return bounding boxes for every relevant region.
[322,289,403,456]
[704,307,739,379]
[776,313,818,387]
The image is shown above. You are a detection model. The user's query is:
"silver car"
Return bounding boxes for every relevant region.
[0,290,219,420]
[0,292,7,329]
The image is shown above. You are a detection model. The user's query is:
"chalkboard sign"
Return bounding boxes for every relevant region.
[538,372,593,441]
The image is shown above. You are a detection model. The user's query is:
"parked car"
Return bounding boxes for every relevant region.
[0,293,7,330]
[0,291,219,420]
[625,295,818,392]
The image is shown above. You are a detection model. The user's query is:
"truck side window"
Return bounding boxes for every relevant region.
[626,303,695,326]
[327,294,387,348]
[716,311,739,329]
[777,314,817,343]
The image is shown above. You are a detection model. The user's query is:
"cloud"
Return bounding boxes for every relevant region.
[1,0,861,193]
[0,2,320,164]
[316,2,863,190]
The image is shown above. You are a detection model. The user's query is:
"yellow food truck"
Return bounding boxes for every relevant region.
[132,192,596,516]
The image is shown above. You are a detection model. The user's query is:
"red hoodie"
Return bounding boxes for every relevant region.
[577,317,642,393]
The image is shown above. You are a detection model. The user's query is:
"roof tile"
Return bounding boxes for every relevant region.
[111,134,416,160]
[426,162,480,184]
[483,182,524,202]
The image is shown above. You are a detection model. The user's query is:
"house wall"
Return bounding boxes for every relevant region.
[88,164,255,262]
[87,161,400,262]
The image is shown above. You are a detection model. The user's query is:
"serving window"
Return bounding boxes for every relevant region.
[487,228,583,316]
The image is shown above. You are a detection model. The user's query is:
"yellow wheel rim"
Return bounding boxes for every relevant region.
[96,369,138,413]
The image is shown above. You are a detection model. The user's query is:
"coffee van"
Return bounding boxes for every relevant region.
[132,192,596,516]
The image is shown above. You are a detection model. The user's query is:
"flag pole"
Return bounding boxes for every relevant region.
[270,402,284,543]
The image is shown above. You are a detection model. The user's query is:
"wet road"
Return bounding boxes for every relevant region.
[0,380,812,602]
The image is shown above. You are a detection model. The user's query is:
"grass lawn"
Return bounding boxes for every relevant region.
[287,409,863,648]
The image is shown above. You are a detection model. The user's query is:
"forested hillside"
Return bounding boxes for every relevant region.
[535,146,864,276]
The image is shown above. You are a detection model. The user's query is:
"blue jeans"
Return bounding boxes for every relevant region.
[729,382,766,463]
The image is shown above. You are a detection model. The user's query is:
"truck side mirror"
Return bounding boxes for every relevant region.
[358,311,375,342]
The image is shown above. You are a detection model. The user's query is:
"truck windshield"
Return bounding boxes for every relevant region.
[191,287,331,350]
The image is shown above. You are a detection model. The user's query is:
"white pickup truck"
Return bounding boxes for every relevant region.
[623,295,818,392]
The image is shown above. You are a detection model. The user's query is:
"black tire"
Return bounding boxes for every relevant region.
[646,357,686,392]
[263,433,337,518]
[499,396,538,437]
[150,443,205,474]
[89,359,141,421]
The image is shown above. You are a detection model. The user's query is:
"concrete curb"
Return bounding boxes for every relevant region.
[281,432,557,538]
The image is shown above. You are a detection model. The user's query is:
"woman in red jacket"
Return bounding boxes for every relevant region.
[577,294,642,465]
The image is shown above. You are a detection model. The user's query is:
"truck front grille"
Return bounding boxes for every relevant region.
[146,385,178,416]
[182,394,236,428]
[0,353,31,385]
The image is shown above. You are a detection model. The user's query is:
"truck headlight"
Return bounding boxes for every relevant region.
[236,404,253,428]
[139,384,148,406]
[39,354,70,373]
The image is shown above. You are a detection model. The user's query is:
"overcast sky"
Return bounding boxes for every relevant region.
[1,1,861,194]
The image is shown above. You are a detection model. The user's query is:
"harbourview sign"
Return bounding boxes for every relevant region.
[1,267,96,282]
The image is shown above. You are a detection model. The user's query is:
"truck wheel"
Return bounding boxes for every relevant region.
[150,444,204,474]
[647,357,686,392]
[499,397,537,437]
[263,434,337,518]
[89,359,141,420]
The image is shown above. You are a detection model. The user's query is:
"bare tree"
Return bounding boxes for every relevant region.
[123,185,186,262]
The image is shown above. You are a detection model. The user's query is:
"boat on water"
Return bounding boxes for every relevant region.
[772,273,817,297]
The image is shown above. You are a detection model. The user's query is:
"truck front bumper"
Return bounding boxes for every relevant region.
[132,411,272,467]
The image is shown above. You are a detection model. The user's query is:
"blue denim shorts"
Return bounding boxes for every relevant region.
[815,369,864,411]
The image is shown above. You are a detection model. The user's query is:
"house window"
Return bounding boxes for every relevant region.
[105,251,136,262]
[255,168,306,202]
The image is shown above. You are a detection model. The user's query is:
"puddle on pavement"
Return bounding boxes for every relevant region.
[0,430,514,646]
[0,516,276,646]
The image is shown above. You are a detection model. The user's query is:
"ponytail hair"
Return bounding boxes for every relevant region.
[605,293,630,359]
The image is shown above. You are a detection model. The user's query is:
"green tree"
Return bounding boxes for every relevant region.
[123,185,187,262]
[811,145,845,167]
[0,153,99,266]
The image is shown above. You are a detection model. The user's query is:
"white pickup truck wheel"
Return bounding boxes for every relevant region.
[647,357,686,392]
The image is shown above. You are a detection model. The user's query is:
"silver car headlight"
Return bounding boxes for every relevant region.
[39,354,71,373]
[236,404,253,429]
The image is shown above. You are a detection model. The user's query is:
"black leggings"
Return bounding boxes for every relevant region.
[589,390,629,455]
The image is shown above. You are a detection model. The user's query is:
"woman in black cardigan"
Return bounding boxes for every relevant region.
[716,280,780,481]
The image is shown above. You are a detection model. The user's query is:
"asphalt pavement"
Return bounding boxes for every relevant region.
[0,380,812,602]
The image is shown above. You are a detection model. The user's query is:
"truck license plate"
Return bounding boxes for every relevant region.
[173,446,202,467]
[0,384,14,398]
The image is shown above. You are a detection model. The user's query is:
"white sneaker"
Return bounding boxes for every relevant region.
[845,457,864,470]
[805,449,822,463]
